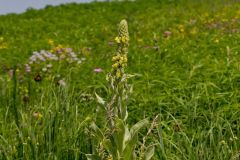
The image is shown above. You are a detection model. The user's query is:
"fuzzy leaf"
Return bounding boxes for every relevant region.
[130,118,149,138]
[144,145,155,160]
[95,93,105,105]
[113,118,131,154]
[123,132,138,160]
[122,118,149,160]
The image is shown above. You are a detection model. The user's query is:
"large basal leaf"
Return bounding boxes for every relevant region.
[113,118,129,153]
[122,132,138,160]
[122,118,149,160]
[144,145,155,160]
[114,119,125,152]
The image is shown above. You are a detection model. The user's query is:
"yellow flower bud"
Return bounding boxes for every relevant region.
[116,70,121,78]
[112,63,119,69]
[118,19,129,41]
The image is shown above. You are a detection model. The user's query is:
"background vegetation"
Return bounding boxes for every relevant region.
[0,0,240,159]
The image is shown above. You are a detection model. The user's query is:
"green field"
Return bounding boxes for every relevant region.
[1,0,240,159]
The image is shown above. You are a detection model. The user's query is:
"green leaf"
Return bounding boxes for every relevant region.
[102,138,112,153]
[86,154,101,160]
[90,122,104,141]
[95,92,105,105]
[123,132,138,160]
[122,118,149,160]
[144,145,155,160]
[130,118,149,138]
[112,118,130,153]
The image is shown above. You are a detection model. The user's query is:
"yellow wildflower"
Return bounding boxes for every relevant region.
[177,25,185,33]
[115,37,121,43]
[116,69,121,78]
[214,39,219,43]
[112,63,119,69]
[48,39,54,46]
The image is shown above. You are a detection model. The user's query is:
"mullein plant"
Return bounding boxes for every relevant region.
[87,20,155,160]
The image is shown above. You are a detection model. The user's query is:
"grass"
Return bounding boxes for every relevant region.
[0,0,240,159]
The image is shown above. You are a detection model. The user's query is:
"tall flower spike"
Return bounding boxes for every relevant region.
[108,19,130,122]
[118,19,129,44]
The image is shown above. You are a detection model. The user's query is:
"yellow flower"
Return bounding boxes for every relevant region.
[48,39,54,46]
[115,37,121,43]
[116,69,121,78]
[112,63,119,69]
[112,55,120,61]
[214,39,219,43]
[107,155,113,160]
[177,25,185,33]
[33,112,43,119]
[190,27,198,35]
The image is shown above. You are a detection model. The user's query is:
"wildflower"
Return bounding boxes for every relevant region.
[163,30,172,38]
[111,19,129,80]
[42,68,47,72]
[33,112,43,119]
[48,39,54,46]
[178,24,185,33]
[58,79,66,87]
[107,155,113,160]
[65,48,73,52]
[69,52,77,58]
[25,64,31,73]
[220,140,226,145]
[112,63,119,69]
[115,36,121,43]
[94,68,103,73]
[112,55,120,61]
[190,27,198,35]
[47,64,52,68]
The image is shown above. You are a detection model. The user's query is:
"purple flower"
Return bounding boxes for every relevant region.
[47,64,52,68]
[65,48,73,53]
[69,52,77,58]
[94,68,103,73]
[25,64,31,73]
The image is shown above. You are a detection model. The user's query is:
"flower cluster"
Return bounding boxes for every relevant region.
[24,44,85,81]
[111,19,129,80]
[111,54,127,78]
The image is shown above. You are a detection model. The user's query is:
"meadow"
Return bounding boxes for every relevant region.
[0,0,240,159]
